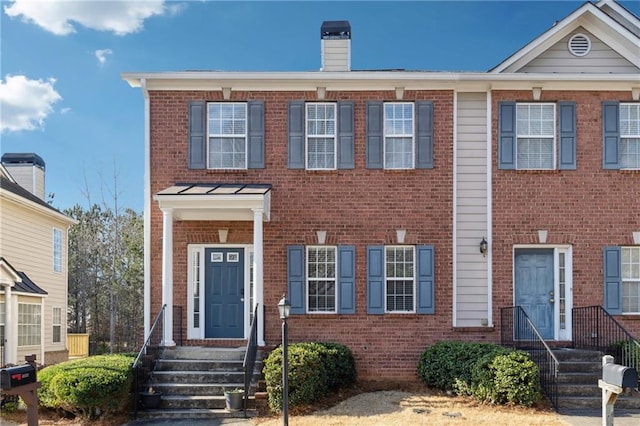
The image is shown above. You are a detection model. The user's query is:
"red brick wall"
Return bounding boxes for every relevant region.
[491,90,640,336]
[148,89,475,380]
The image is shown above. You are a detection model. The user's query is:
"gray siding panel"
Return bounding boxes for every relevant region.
[455,92,489,327]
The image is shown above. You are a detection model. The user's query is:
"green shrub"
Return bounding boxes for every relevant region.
[38,354,134,419]
[263,342,356,412]
[488,351,541,406]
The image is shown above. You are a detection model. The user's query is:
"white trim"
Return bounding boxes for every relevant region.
[384,245,417,314]
[305,102,337,170]
[486,91,493,327]
[305,245,338,314]
[206,102,249,170]
[452,90,458,327]
[515,103,557,170]
[142,78,151,340]
[0,188,77,225]
[383,102,415,170]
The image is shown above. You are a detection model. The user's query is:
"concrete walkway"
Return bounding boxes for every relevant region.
[558,409,640,426]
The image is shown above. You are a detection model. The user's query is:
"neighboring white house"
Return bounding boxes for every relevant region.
[0,153,76,366]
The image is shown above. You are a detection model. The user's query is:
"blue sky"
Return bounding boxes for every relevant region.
[1,0,639,212]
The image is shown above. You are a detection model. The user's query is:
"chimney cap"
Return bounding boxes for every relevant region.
[321,20,351,39]
[1,153,46,170]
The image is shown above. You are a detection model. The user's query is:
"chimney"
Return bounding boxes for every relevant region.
[321,20,351,71]
[1,153,46,200]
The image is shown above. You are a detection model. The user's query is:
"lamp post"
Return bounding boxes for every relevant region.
[277,295,291,426]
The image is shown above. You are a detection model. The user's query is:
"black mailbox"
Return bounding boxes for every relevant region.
[602,363,638,389]
[0,364,37,390]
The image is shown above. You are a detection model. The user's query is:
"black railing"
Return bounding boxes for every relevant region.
[173,305,183,346]
[132,304,166,417]
[573,306,640,371]
[501,306,560,410]
[242,303,259,417]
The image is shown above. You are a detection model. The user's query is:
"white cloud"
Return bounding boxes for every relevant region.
[4,0,170,36]
[95,48,113,66]
[0,75,62,133]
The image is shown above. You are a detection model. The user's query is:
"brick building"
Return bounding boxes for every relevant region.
[123,0,640,379]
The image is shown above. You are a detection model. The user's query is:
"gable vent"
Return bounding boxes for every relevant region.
[568,33,591,57]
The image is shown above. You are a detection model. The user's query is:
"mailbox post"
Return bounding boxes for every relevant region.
[598,355,638,426]
[0,355,41,426]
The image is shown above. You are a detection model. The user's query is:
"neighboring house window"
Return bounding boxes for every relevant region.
[53,228,62,273]
[367,245,434,314]
[0,302,5,350]
[620,103,640,169]
[307,246,337,312]
[287,245,355,314]
[384,103,415,169]
[499,101,576,170]
[52,307,62,343]
[622,247,640,314]
[306,103,336,170]
[18,303,41,346]
[385,246,415,312]
[207,102,247,169]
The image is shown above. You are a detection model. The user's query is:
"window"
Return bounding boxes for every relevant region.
[306,103,336,169]
[53,228,62,273]
[620,103,640,169]
[190,249,201,330]
[385,246,415,312]
[207,103,247,169]
[307,246,337,312]
[52,307,61,343]
[18,303,41,346]
[622,247,640,314]
[384,103,414,169]
[0,303,5,351]
[516,103,555,169]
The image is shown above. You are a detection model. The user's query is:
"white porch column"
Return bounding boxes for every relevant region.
[161,208,176,347]
[252,208,265,346]
[5,285,15,365]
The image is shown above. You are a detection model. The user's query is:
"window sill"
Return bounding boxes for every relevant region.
[453,326,496,332]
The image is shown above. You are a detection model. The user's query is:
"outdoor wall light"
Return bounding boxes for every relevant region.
[480,237,488,257]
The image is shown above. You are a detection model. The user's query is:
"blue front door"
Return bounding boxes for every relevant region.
[515,249,554,340]
[205,248,244,339]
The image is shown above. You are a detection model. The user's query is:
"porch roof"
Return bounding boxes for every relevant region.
[154,183,271,221]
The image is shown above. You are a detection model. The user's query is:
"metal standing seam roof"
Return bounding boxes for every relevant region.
[156,183,272,197]
[0,257,48,295]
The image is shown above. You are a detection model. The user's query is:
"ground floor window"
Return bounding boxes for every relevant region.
[307,246,337,313]
[18,303,41,346]
[385,246,415,312]
[622,246,640,314]
[52,306,62,343]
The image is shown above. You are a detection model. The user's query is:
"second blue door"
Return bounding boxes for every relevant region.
[515,249,554,340]
[205,248,244,339]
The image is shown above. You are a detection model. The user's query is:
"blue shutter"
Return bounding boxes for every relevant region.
[287,245,305,314]
[416,101,434,169]
[366,101,384,169]
[603,246,622,315]
[602,102,620,170]
[188,101,206,169]
[338,245,356,314]
[417,245,435,314]
[558,101,576,170]
[247,100,265,169]
[498,102,516,170]
[288,101,305,169]
[367,246,384,314]
[337,101,355,169]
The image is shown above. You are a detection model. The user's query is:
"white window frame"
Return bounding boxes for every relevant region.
[619,103,640,170]
[515,102,556,170]
[206,102,248,170]
[306,246,337,314]
[622,246,640,314]
[18,303,41,347]
[384,102,415,170]
[385,245,416,313]
[53,228,62,273]
[305,103,337,170]
[52,306,62,343]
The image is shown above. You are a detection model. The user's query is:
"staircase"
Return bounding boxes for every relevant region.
[136,346,263,420]
[554,348,639,411]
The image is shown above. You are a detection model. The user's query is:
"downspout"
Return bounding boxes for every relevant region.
[141,78,151,339]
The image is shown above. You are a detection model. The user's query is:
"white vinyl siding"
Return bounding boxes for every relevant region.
[52,307,61,343]
[207,103,247,169]
[384,103,414,169]
[306,103,336,170]
[18,303,41,346]
[306,246,337,313]
[385,246,415,312]
[622,247,640,314]
[53,228,62,273]
[516,103,555,169]
[620,104,640,169]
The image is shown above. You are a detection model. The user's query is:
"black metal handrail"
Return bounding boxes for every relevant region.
[573,306,640,370]
[132,304,166,417]
[242,303,259,417]
[501,306,560,410]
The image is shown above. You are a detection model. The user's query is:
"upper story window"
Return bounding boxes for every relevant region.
[622,246,640,314]
[207,103,247,169]
[620,103,640,169]
[384,103,415,169]
[53,228,62,273]
[306,246,337,312]
[306,103,336,170]
[499,101,576,170]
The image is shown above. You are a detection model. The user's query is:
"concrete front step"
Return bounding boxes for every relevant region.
[557,372,601,385]
[557,383,601,397]
[154,370,246,384]
[159,394,257,410]
[552,348,603,362]
[153,383,256,396]
[557,361,602,374]
[162,346,250,361]
[135,408,259,420]
[156,359,244,371]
